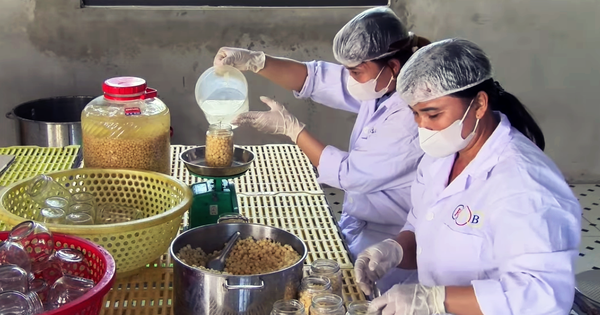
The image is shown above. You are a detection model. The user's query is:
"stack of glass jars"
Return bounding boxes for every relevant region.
[26,174,144,225]
[269,258,377,315]
[0,221,96,313]
[27,175,98,225]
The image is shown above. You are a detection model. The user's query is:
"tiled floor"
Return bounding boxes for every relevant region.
[323,184,600,275]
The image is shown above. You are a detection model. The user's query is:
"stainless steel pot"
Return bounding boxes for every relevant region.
[6,96,95,147]
[170,223,308,315]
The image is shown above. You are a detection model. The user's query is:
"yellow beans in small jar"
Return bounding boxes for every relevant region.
[299,276,332,314]
[205,123,234,167]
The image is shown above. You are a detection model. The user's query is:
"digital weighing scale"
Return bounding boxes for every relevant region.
[180,146,254,228]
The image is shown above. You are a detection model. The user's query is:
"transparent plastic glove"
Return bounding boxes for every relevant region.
[213,47,266,73]
[232,96,306,143]
[355,239,404,296]
[369,284,446,315]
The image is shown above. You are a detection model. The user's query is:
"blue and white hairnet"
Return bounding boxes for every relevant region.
[397,38,493,106]
[333,7,410,67]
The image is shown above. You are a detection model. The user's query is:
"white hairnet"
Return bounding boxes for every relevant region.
[397,38,493,106]
[333,7,410,67]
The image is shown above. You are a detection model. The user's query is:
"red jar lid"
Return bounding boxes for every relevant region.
[102,77,157,100]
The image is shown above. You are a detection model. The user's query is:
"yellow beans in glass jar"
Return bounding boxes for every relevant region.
[81,77,171,175]
[205,123,234,167]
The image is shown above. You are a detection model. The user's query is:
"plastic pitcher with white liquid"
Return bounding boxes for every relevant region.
[195,65,249,127]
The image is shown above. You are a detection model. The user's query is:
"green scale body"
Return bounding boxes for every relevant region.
[188,176,240,228]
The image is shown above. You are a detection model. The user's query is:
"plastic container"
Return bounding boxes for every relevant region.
[205,123,234,167]
[195,66,249,127]
[298,276,332,314]
[81,77,171,174]
[310,259,343,297]
[310,294,345,315]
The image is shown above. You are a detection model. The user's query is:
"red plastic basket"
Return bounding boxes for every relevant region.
[0,230,116,315]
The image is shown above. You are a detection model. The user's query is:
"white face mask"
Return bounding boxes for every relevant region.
[418,98,480,158]
[346,66,394,101]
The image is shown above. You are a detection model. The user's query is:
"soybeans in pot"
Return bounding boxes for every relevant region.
[205,123,234,167]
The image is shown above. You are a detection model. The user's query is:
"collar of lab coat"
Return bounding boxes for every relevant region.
[427,112,513,199]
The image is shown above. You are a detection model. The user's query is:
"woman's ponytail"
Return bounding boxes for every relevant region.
[453,79,546,150]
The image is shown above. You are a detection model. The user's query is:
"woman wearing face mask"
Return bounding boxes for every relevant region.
[354,38,581,315]
[214,7,430,292]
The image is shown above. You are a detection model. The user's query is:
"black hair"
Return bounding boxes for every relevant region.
[451,78,545,150]
[373,36,432,70]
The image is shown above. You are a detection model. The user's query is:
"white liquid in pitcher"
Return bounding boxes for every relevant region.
[200,88,249,127]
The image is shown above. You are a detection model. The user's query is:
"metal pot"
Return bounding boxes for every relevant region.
[170,223,308,315]
[6,96,95,147]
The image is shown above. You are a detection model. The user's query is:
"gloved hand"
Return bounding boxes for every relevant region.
[213,47,266,73]
[369,284,446,315]
[355,239,404,296]
[232,96,305,143]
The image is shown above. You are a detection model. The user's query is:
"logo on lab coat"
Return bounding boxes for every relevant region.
[452,205,481,227]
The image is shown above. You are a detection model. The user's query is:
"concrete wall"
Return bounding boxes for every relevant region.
[0,0,598,182]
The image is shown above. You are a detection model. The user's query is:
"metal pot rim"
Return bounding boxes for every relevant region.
[170,223,308,277]
[7,95,96,125]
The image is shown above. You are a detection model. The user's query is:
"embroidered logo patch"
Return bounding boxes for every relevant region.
[452,205,482,227]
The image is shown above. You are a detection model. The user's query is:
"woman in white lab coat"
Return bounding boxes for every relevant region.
[213,7,430,292]
[355,38,581,315]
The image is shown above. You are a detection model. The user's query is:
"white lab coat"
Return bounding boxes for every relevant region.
[403,113,581,314]
[294,61,423,291]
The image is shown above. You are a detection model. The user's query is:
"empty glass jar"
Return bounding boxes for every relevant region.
[8,221,54,274]
[299,276,332,313]
[0,240,31,276]
[0,290,44,315]
[43,248,87,287]
[0,265,29,293]
[26,175,72,208]
[47,275,95,310]
[310,259,343,297]
[72,192,96,208]
[65,213,94,225]
[310,293,345,315]
[38,207,66,224]
[271,299,306,315]
[346,301,371,315]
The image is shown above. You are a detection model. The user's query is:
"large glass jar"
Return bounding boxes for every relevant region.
[81,77,171,174]
[299,276,332,314]
[310,294,345,315]
[310,259,343,297]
